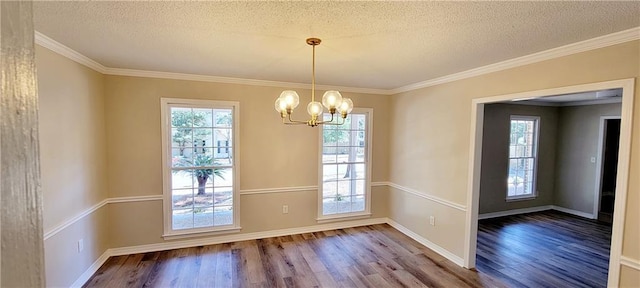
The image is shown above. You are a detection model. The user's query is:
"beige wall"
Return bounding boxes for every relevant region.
[479,103,559,214]
[36,45,109,286]
[389,40,640,284]
[554,103,621,214]
[104,75,390,247]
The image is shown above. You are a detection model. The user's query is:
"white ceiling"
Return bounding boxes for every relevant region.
[32,1,640,91]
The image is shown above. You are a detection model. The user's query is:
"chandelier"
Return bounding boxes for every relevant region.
[275,38,353,127]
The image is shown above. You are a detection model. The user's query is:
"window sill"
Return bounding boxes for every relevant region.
[316,212,372,224]
[506,196,537,202]
[162,226,241,240]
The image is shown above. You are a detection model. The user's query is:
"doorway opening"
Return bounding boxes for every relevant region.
[464,79,635,287]
[595,117,621,224]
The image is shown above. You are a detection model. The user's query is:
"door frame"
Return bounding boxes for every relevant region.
[463,78,635,287]
[593,116,622,219]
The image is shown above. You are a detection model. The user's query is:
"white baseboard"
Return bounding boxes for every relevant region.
[70,251,110,288]
[478,205,595,220]
[478,205,553,220]
[386,219,464,267]
[109,217,387,256]
[551,205,595,219]
[73,216,465,286]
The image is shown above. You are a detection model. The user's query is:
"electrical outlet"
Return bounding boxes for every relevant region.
[282,205,289,214]
[78,239,84,253]
[429,216,435,226]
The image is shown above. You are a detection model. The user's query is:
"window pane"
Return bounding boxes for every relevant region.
[172,170,193,189]
[192,108,213,127]
[171,108,193,127]
[172,208,194,230]
[214,206,233,226]
[194,208,213,228]
[213,168,233,187]
[213,148,233,165]
[172,128,192,148]
[193,128,213,148]
[214,188,233,206]
[172,149,193,168]
[214,110,232,127]
[172,188,194,210]
[322,181,338,198]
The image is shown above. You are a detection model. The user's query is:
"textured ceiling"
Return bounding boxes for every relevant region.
[33,1,640,90]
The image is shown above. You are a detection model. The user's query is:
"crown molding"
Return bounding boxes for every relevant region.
[35,26,639,96]
[103,67,392,95]
[34,31,106,73]
[391,26,640,94]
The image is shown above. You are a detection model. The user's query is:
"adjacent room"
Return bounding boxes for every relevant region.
[475,90,623,287]
[2,1,639,287]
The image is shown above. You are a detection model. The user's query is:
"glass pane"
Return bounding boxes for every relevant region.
[355,180,366,195]
[172,148,193,167]
[337,180,353,196]
[214,206,233,226]
[172,170,193,189]
[214,188,233,205]
[213,148,233,165]
[214,128,232,147]
[337,164,349,179]
[194,208,213,228]
[352,196,365,212]
[214,110,232,127]
[323,128,343,147]
[171,108,192,127]
[172,128,192,148]
[172,208,194,230]
[193,128,213,148]
[322,197,337,215]
[213,168,233,187]
[323,164,339,182]
[192,108,213,127]
[322,181,337,198]
[172,188,193,210]
[322,153,337,164]
[337,131,352,146]
[336,197,352,214]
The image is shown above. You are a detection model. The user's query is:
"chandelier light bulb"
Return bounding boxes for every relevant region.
[322,90,343,110]
[279,90,300,109]
[274,98,287,113]
[307,101,323,117]
[338,98,354,114]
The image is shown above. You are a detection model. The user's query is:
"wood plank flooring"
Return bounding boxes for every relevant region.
[476,210,612,288]
[84,224,504,288]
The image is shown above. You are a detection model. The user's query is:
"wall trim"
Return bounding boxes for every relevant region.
[34,31,106,73]
[477,205,595,220]
[386,219,464,266]
[109,217,388,256]
[73,217,464,286]
[620,256,640,271]
[43,199,108,240]
[551,205,595,219]
[104,68,391,95]
[70,251,110,288]
[239,186,317,195]
[108,195,163,203]
[387,182,467,211]
[44,183,392,240]
[390,27,640,94]
[478,205,553,220]
[36,27,639,96]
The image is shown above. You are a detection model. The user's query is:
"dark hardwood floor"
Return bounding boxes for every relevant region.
[476,210,612,288]
[84,224,504,288]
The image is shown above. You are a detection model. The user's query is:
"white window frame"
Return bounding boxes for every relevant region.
[506,115,539,201]
[160,98,241,239]
[317,108,373,222]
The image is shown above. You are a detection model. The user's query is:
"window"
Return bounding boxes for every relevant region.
[319,108,372,220]
[161,98,240,238]
[507,115,539,200]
